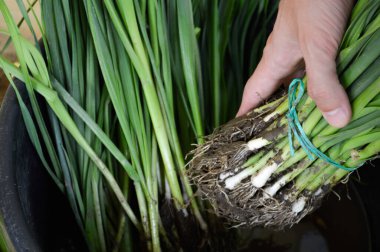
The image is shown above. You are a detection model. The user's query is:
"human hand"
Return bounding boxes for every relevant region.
[237,0,354,128]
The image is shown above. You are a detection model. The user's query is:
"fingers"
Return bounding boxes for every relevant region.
[297,0,353,128]
[281,68,306,87]
[236,58,282,117]
[237,0,352,128]
[237,36,302,117]
[302,40,351,128]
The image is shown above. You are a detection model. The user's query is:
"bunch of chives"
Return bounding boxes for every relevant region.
[0,0,277,250]
[189,0,380,228]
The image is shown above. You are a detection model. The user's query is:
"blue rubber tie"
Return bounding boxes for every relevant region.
[287,78,357,172]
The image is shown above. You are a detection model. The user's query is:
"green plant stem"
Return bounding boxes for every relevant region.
[103,0,184,207]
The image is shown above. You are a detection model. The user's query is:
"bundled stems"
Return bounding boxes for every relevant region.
[188,0,380,229]
[0,0,286,250]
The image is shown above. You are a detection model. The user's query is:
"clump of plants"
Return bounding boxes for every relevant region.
[0,0,276,250]
[188,0,380,229]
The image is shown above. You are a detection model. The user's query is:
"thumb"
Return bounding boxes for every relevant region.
[304,43,351,128]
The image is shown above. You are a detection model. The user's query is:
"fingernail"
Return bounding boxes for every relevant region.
[322,107,349,128]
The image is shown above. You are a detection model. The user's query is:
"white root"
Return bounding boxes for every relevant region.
[219,171,234,181]
[247,137,270,151]
[264,174,288,197]
[224,162,280,190]
[251,162,279,188]
[263,111,277,122]
[224,169,254,190]
[314,188,323,196]
[292,197,306,213]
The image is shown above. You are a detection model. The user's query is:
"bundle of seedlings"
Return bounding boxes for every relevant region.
[188,0,380,229]
[0,0,277,251]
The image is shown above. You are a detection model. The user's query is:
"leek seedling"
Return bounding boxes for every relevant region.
[189,0,380,228]
[0,0,277,250]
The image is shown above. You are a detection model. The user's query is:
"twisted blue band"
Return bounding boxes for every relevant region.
[287,78,357,172]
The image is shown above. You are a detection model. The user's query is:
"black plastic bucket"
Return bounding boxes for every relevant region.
[0,81,87,251]
[0,82,379,252]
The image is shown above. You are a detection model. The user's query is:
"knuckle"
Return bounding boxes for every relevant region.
[302,34,339,61]
[262,44,293,73]
[262,34,302,75]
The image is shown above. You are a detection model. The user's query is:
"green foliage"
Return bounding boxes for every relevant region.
[0,0,276,250]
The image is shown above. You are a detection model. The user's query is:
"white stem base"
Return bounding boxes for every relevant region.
[292,197,306,213]
[264,175,288,197]
[251,162,279,188]
[247,137,270,151]
[225,169,254,190]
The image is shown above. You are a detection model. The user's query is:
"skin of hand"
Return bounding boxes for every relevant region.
[237,0,354,128]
